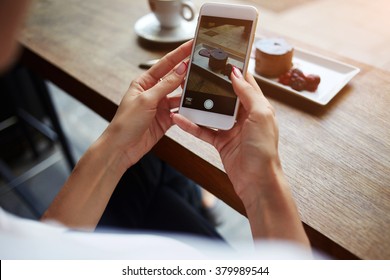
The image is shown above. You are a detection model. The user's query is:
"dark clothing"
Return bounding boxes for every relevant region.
[98,153,222,240]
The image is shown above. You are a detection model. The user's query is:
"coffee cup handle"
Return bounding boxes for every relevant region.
[181,1,195,22]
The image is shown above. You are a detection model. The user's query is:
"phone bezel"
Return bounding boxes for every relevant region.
[179,3,258,130]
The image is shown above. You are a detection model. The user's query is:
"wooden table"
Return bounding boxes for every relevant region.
[19,0,390,259]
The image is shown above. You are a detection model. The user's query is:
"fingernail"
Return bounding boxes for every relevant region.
[175,61,188,75]
[232,66,243,78]
[170,112,175,118]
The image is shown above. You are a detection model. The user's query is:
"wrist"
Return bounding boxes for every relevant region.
[236,157,288,211]
[237,161,309,246]
[90,125,130,177]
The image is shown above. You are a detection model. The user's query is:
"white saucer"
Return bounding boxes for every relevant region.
[134,13,196,43]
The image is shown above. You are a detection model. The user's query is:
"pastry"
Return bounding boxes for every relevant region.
[209,48,228,71]
[255,38,293,77]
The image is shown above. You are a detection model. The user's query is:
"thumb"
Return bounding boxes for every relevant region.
[147,61,188,102]
[230,67,260,112]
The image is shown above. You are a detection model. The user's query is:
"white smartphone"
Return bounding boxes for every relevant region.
[179,3,258,130]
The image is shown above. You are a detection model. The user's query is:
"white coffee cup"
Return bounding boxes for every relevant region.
[148,0,195,29]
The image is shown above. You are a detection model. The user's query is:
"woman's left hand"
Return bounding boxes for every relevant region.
[104,40,192,169]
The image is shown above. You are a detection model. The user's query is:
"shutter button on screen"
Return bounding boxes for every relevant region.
[204,99,214,110]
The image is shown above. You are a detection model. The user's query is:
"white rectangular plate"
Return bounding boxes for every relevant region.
[248,43,360,105]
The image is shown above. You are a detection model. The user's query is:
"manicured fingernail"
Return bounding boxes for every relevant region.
[175,61,188,75]
[233,66,242,78]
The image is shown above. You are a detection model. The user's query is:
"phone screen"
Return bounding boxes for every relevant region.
[182,15,254,116]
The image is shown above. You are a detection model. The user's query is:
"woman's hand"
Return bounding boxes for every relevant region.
[172,67,310,247]
[172,67,280,207]
[42,41,192,229]
[105,40,192,170]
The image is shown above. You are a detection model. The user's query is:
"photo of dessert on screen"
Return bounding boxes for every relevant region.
[183,16,252,115]
[187,16,252,96]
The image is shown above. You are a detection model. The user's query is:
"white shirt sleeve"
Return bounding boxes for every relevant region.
[0,208,317,259]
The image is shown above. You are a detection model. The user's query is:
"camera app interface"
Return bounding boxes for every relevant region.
[182,16,253,116]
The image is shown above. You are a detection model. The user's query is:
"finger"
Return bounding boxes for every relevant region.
[179,59,190,89]
[167,95,181,110]
[139,40,193,90]
[245,72,262,92]
[235,102,248,123]
[231,67,266,112]
[147,61,188,102]
[171,113,217,146]
[245,72,276,116]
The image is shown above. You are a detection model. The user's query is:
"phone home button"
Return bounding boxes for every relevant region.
[204,99,214,110]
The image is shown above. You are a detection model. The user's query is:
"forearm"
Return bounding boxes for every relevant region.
[41,130,128,230]
[40,41,190,229]
[240,164,310,247]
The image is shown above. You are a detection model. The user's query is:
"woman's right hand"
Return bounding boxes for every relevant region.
[172,67,282,208]
[172,67,310,247]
